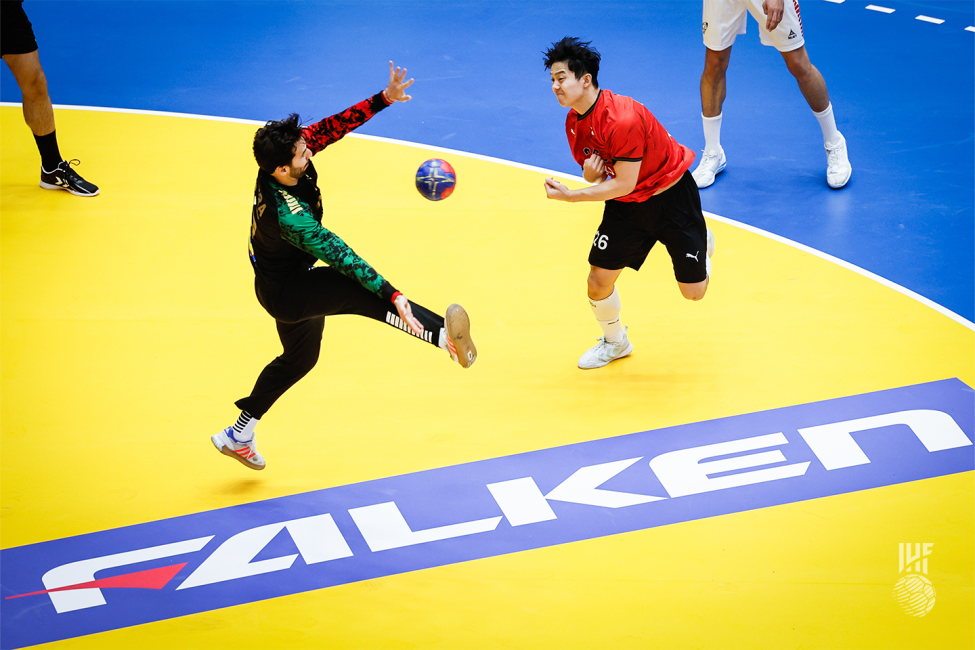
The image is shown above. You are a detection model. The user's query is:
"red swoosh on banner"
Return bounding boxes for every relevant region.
[5,563,188,599]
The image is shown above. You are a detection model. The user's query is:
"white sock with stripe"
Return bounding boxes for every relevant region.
[231,411,257,443]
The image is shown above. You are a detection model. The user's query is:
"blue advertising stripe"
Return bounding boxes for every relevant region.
[2,379,972,649]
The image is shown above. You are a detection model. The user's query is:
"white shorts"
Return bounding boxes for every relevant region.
[702,0,805,52]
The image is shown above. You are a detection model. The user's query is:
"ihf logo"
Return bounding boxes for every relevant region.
[893,543,936,616]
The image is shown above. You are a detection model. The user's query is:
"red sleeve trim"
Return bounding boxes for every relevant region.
[391,291,402,303]
[301,93,389,155]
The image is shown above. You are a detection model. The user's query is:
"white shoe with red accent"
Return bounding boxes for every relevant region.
[445,303,476,368]
[211,427,266,470]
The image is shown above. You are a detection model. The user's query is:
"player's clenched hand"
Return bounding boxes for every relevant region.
[582,153,607,183]
[544,177,572,201]
[393,293,424,335]
[763,0,784,31]
[385,61,414,103]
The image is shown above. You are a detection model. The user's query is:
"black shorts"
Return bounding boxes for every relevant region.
[588,171,709,284]
[1,2,38,57]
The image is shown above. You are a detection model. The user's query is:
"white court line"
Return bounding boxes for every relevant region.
[916,15,945,24]
[823,0,844,3]
[3,102,973,332]
[866,5,895,13]
[966,26,975,32]
[0,102,267,126]
[702,213,974,331]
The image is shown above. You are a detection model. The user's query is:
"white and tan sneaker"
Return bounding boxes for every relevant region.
[445,303,477,368]
[211,427,266,470]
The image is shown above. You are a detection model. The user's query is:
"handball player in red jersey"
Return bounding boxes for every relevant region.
[543,37,714,369]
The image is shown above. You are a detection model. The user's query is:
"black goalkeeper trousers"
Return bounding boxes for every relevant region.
[236,265,443,419]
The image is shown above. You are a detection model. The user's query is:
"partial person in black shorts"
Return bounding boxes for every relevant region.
[590,172,709,284]
[542,38,714,369]
[211,62,477,471]
[1,0,99,196]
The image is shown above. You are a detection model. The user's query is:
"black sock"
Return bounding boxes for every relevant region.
[34,131,62,171]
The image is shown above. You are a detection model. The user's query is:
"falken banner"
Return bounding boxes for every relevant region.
[2,379,972,649]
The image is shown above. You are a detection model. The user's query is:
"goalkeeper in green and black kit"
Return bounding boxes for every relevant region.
[213,62,477,470]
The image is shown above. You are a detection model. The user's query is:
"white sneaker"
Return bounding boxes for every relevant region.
[692,148,726,188]
[212,427,266,470]
[578,327,633,369]
[825,134,852,189]
[445,303,476,368]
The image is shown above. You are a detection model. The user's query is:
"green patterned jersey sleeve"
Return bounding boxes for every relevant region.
[276,195,396,301]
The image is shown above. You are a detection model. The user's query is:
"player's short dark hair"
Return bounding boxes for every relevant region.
[543,37,600,89]
[253,114,304,174]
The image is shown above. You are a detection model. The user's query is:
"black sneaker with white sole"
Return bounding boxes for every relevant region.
[40,159,100,197]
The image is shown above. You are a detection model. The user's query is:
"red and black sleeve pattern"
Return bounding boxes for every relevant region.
[302,91,393,155]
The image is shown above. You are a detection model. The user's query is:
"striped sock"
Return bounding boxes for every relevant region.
[230,411,257,443]
[384,309,435,344]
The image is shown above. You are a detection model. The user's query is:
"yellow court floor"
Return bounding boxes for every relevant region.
[1,107,972,649]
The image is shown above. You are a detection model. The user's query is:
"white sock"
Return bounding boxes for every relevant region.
[590,287,625,344]
[706,253,712,279]
[813,103,842,147]
[231,411,257,443]
[702,113,723,153]
[437,327,448,351]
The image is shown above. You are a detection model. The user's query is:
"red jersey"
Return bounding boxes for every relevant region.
[565,89,695,202]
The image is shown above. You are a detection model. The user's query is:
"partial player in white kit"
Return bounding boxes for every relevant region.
[692,0,853,189]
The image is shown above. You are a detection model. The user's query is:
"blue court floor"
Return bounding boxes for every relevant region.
[3,0,972,322]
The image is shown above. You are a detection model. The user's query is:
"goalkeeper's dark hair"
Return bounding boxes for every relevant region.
[543,37,601,88]
[253,114,304,174]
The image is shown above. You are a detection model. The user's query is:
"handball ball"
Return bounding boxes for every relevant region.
[415,158,456,201]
